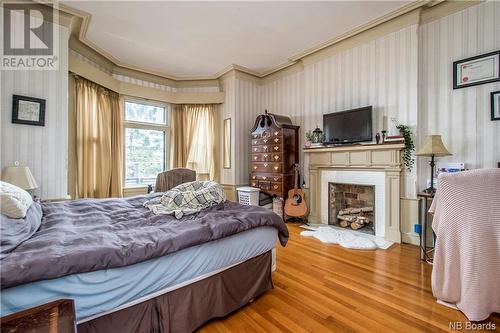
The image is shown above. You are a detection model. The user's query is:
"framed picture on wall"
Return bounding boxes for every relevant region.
[12,95,46,126]
[453,50,500,89]
[491,90,500,121]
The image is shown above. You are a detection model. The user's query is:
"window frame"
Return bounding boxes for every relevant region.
[123,97,170,189]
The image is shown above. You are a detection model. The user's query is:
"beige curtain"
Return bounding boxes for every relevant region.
[170,104,219,181]
[74,76,123,198]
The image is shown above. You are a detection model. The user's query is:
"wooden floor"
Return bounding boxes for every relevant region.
[199,224,499,333]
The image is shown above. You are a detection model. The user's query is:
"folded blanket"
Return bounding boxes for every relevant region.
[144,180,226,218]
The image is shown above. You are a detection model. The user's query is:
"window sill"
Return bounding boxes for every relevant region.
[123,186,148,197]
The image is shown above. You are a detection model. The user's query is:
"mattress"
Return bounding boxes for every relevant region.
[0,226,278,322]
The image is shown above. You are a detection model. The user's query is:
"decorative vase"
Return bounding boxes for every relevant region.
[375,133,381,144]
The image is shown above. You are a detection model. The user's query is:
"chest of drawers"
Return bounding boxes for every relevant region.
[250,111,299,199]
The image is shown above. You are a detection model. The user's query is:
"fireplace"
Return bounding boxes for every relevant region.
[328,182,375,235]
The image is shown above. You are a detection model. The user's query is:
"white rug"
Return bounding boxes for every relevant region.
[299,224,393,250]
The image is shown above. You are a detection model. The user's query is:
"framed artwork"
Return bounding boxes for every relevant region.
[223,118,231,168]
[12,95,46,126]
[453,50,500,89]
[491,90,500,121]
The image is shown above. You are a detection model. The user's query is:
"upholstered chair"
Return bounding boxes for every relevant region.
[154,168,196,192]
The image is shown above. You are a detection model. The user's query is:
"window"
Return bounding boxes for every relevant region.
[124,99,168,187]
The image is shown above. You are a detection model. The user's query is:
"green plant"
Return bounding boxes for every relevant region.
[305,130,313,142]
[305,128,326,143]
[396,124,415,172]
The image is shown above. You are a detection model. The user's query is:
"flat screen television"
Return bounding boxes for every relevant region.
[323,106,372,144]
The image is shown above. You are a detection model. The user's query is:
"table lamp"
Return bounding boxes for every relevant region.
[2,165,38,195]
[416,135,451,194]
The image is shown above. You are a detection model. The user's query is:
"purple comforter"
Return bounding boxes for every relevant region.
[0,194,288,289]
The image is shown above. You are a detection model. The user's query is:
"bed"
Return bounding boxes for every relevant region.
[0,193,288,332]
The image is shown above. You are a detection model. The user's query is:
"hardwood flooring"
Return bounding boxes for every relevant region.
[199,224,499,333]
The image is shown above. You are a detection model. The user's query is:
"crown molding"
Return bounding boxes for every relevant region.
[58,0,481,84]
[69,54,225,104]
[59,1,433,82]
[288,0,430,63]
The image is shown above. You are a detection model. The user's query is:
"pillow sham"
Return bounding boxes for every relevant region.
[0,181,33,219]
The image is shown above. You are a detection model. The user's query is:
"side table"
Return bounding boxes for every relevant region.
[417,191,435,262]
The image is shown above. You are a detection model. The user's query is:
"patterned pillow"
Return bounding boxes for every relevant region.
[0,181,33,219]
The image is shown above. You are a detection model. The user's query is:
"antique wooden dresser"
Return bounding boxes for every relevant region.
[250,110,299,199]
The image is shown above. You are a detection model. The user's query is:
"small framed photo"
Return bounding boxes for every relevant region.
[12,95,46,126]
[491,90,500,121]
[453,50,500,89]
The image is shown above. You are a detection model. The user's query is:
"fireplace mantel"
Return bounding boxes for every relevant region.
[305,143,405,243]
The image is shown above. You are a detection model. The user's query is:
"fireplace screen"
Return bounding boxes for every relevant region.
[328,182,375,234]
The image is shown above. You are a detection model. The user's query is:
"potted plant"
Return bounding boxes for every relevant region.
[305,131,313,148]
[396,124,415,172]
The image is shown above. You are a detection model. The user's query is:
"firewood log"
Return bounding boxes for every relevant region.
[356,216,368,224]
[339,220,351,228]
[337,214,357,222]
[339,207,361,215]
[350,222,364,230]
[339,207,374,215]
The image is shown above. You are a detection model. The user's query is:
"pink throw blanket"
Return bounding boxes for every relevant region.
[430,168,500,321]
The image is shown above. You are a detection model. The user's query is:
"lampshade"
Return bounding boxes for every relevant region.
[2,166,38,190]
[416,135,452,157]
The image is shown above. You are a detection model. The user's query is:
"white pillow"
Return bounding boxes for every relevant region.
[0,181,33,219]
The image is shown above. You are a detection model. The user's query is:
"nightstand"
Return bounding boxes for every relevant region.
[417,191,435,262]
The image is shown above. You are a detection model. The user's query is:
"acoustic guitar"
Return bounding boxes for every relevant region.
[284,164,307,218]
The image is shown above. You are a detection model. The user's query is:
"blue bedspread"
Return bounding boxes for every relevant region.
[1,227,277,322]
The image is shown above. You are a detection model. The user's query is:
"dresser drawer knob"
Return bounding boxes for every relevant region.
[264,154,268,158]
[254,148,258,152]
[253,166,258,170]
[262,176,267,180]
[274,177,279,181]
[273,185,278,189]
[263,139,268,143]
[274,146,279,151]
[264,163,268,167]
[252,176,256,179]
[254,156,258,160]
[253,135,258,138]
[274,138,279,143]
[274,155,279,160]
[253,140,257,145]
[252,182,257,187]
[263,146,268,151]
[274,131,279,136]
[273,166,279,171]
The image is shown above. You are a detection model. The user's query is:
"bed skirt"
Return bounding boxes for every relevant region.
[77,251,273,333]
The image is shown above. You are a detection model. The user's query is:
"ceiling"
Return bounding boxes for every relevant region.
[64,1,414,79]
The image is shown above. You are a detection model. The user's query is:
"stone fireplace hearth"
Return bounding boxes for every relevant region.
[329,183,375,234]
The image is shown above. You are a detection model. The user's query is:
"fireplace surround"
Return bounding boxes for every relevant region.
[304,143,405,243]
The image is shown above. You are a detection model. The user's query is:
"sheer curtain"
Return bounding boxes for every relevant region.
[74,76,123,198]
[171,104,219,181]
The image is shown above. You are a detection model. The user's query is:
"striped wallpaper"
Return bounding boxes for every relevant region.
[418,1,500,188]
[219,76,236,185]
[1,24,69,200]
[220,74,260,185]
[258,25,419,197]
[251,2,500,197]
